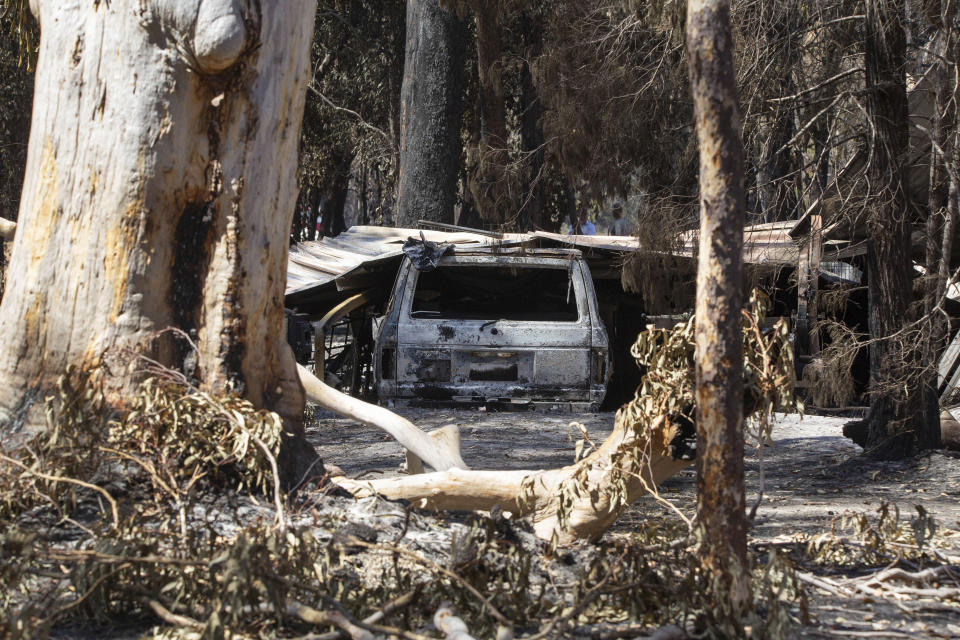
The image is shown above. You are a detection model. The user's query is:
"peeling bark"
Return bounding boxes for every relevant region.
[0,1,317,477]
[687,0,750,620]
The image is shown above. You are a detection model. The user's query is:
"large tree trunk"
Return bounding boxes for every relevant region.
[396,0,465,228]
[0,0,318,481]
[687,0,750,623]
[861,0,937,457]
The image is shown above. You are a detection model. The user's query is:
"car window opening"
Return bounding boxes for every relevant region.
[411,264,580,322]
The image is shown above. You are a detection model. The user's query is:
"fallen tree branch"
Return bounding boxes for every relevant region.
[861,564,959,588]
[286,586,435,640]
[352,538,511,627]
[0,452,119,528]
[297,364,467,472]
[796,572,855,597]
[288,601,374,640]
[307,587,423,640]
[334,414,691,543]
[148,599,203,630]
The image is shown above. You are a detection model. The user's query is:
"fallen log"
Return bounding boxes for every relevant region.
[334,411,692,544]
[297,364,468,472]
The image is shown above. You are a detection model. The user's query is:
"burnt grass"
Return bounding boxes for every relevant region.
[308,406,960,639]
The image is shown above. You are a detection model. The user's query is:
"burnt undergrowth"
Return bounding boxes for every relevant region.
[0,302,956,639]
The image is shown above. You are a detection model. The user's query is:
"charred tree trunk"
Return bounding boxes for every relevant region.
[396,0,465,228]
[923,9,955,440]
[755,9,799,223]
[327,151,353,237]
[861,0,938,457]
[0,1,319,483]
[757,114,796,223]
[518,10,547,232]
[471,1,507,224]
[687,0,750,624]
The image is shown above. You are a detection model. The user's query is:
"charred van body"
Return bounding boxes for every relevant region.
[375,248,610,410]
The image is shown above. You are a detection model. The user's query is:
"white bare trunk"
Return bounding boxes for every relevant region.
[0,1,316,462]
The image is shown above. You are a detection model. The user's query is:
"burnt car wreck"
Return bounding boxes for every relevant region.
[376,247,609,410]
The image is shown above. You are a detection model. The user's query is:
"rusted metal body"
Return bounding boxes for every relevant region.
[375,248,610,410]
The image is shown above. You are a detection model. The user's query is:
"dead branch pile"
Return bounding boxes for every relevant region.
[0,298,811,639]
[787,502,960,622]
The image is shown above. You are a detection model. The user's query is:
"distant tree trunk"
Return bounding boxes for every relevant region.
[756,113,797,222]
[327,151,353,237]
[756,9,799,223]
[518,10,547,232]
[687,0,750,627]
[862,0,938,457]
[396,0,465,228]
[360,163,369,226]
[0,1,319,484]
[923,9,955,440]
[472,0,507,224]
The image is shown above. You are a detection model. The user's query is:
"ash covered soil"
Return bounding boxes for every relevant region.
[307,407,960,639]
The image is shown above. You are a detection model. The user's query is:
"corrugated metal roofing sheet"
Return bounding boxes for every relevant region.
[286,223,798,298]
[286,226,531,295]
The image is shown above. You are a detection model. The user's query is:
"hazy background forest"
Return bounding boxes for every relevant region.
[0,0,876,238]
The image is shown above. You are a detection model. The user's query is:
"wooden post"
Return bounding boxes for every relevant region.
[809,213,823,356]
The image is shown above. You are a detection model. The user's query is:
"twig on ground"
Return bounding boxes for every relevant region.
[307,587,423,640]
[148,599,203,630]
[0,452,120,528]
[288,601,374,640]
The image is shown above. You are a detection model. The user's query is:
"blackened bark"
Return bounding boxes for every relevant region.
[862,0,937,457]
[922,16,954,444]
[519,10,547,232]
[757,114,797,222]
[396,0,465,227]
[327,152,353,237]
[810,119,831,204]
[687,0,749,624]
[360,163,369,226]
[756,9,799,223]
[473,1,507,223]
